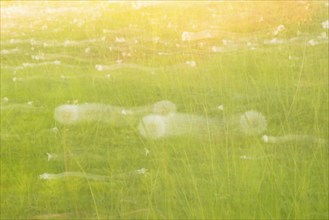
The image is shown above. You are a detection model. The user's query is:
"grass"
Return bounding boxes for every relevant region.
[1,1,328,219]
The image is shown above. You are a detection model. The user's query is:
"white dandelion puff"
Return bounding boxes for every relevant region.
[85,47,91,53]
[138,113,221,139]
[262,135,269,143]
[51,127,59,133]
[138,115,167,139]
[136,168,147,175]
[54,101,176,126]
[262,134,326,144]
[54,105,79,125]
[152,100,176,115]
[115,37,126,43]
[182,32,192,41]
[40,168,147,181]
[239,111,267,136]
[185,60,196,67]
[318,32,327,39]
[53,60,61,65]
[307,39,318,46]
[322,20,329,29]
[39,173,51,180]
[95,64,103,71]
[273,24,285,35]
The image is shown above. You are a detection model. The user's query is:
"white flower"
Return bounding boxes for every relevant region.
[322,20,329,29]
[39,173,50,179]
[152,100,176,115]
[307,39,318,46]
[3,97,9,102]
[115,37,126,43]
[182,32,192,41]
[273,24,285,35]
[54,105,79,125]
[52,127,59,133]
[136,168,147,175]
[85,47,91,53]
[262,135,269,143]
[264,38,284,45]
[121,109,132,115]
[186,60,196,67]
[212,46,222,53]
[95,65,103,71]
[318,32,327,39]
[239,111,267,135]
[138,115,167,139]
[64,40,71,47]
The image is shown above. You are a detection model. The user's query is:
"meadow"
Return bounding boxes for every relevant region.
[0,1,328,219]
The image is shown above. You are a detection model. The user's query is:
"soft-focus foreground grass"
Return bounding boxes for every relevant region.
[1,1,328,219]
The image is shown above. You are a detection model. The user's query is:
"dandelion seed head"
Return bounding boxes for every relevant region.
[115,37,126,43]
[136,168,147,175]
[307,39,318,46]
[138,115,166,139]
[85,47,91,53]
[121,109,127,115]
[39,173,50,179]
[322,20,329,29]
[318,32,327,39]
[262,135,269,143]
[152,100,176,115]
[95,65,103,71]
[54,105,79,125]
[182,31,192,41]
[186,60,196,67]
[240,111,267,136]
[52,127,59,133]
